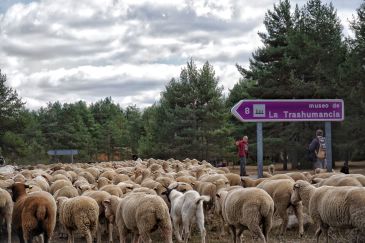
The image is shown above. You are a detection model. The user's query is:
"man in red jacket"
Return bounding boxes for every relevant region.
[236,136,248,176]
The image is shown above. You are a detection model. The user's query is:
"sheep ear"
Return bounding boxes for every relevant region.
[294,184,300,189]
[102,199,111,207]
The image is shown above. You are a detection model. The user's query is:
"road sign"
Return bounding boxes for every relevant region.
[231,99,344,122]
[47,150,79,156]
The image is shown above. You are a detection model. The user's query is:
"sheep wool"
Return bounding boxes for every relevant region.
[0,188,13,243]
[292,180,365,243]
[116,192,173,243]
[220,187,274,243]
[57,196,99,243]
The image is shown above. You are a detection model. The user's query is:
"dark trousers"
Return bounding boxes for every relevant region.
[239,156,247,176]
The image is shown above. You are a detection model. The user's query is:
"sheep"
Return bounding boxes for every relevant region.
[31,175,51,192]
[74,177,95,194]
[155,176,175,188]
[291,180,365,243]
[0,188,13,243]
[285,172,310,182]
[57,196,99,243]
[240,174,292,188]
[217,187,274,243]
[175,175,197,185]
[97,177,111,189]
[256,179,304,236]
[240,177,266,187]
[0,179,14,189]
[50,179,73,194]
[53,185,79,199]
[11,182,57,243]
[163,187,210,243]
[112,174,130,184]
[224,173,241,186]
[115,192,173,243]
[99,184,123,197]
[314,174,362,187]
[194,179,228,216]
[82,190,112,243]
[51,174,71,183]
[117,182,138,194]
[102,195,123,242]
[79,171,96,184]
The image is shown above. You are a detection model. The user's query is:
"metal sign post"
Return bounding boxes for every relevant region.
[257,122,263,178]
[231,99,344,178]
[325,122,332,172]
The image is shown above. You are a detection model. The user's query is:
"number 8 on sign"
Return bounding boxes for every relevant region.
[245,107,250,114]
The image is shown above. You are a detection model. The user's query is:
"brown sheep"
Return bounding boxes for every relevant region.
[12,182,57,243]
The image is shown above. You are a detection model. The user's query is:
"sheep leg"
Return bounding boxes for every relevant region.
[96,223,102,243]
[196,206,207,243]
[314,227,322,243]
[182,217,191,243]
[139,232,152,243]
[43,232,49,243]
[6,217,11,243]
[247,224,266,243]
[17,230,25,243]
[293,203,304,237]
[108,222,113,243]
[117,224,128,243]
[173,219,183,242]
[277,206,288,236]
[229,225,237,243]
[66,229,74,243]
[262,214,272,243]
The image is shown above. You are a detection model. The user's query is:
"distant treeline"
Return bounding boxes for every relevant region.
[1,0,364,167]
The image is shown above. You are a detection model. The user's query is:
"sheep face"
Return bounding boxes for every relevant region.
[102,199,114,223]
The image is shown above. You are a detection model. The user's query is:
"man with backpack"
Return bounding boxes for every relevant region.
[309,129,326,169]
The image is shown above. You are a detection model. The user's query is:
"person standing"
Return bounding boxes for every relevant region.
[309,129,326,169]
[236,136,248,176]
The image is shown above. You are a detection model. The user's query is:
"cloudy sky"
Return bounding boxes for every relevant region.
[0,0,362,110]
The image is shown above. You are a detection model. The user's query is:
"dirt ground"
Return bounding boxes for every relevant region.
[1,161,365,243]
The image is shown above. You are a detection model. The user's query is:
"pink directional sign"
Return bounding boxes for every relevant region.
[231,99,344,122]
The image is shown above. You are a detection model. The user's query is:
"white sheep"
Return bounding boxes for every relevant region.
[257,178,304,236]
[163,187,210,243]
[115,192,173,243]
[0,188,13,243]
[291,180,365,243]
[57,196,99,243]
[218,187,274,243]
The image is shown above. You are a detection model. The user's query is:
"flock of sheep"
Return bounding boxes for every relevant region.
[0,159,365,243]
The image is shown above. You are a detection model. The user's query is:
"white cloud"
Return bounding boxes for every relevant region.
[0,0,362,110]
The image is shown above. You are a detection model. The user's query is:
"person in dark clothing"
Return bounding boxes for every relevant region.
[340,160,350,174]
[309,129,326,169]
[0,156,5,166]
[235,136,248,176]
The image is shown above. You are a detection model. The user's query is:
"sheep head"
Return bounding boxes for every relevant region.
[11,182,32,202]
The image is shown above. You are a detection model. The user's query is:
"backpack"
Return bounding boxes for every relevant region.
[315,136,326,160]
